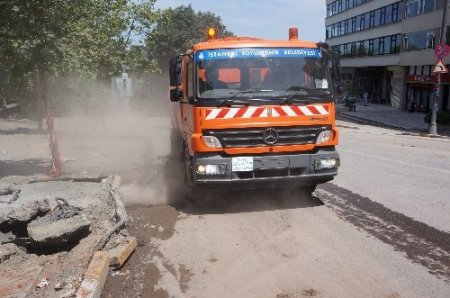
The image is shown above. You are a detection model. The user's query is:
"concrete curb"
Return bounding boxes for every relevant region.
[76,251,109,298]
[94,175,128,251]
[76,175,130,297]
[108,236,137,269]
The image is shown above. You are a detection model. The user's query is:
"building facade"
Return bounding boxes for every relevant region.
[325,0,450,112]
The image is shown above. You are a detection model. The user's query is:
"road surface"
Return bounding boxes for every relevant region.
[53,114,450,297]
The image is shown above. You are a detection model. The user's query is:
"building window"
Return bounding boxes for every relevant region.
[374,9,381,26]
[427,30,437,48]
[327,0,373,17]
[385,5,393,23]
[392,35,402,53]
[351,42,357,56]
[364,12,371,29]
[345,0,351,10]
[359,41,365,56]
[333,34,402,58]
[392,2,404,22]
[424,0,437,13]
[359,14,365,31]
[383,36,391,54]
[406,0,420,18]
[404,29,439,51]
[326,2,403,39]
[406,0,440,18]
[377,37,384,55]
[363,40,370,56]
[344,19,349,34]
[351,17,357,32]
[369,11,376,28]
[343,43,350,57]
[368,39,374,55]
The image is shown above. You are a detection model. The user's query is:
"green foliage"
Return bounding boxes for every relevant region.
[0,1,233,116]
[424,111,450,124]
[145,5,233,70]
[0,0,157,81]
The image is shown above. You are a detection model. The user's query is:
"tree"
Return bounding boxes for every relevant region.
[145,5,233,70]
[0,0,156,125]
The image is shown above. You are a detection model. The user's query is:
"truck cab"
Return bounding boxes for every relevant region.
[169,28,341,193]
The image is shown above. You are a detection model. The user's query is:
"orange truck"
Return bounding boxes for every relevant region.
[169,28,341,195]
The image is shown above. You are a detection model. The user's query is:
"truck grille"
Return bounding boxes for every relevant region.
[203,126,330,148]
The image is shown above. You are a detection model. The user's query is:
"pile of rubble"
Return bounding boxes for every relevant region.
[0,175,136,298]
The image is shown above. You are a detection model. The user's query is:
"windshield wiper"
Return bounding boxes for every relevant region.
[217,95,251,107]
[279,93,310,105]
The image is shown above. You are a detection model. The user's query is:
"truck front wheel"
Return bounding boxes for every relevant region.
[182,143,194,187]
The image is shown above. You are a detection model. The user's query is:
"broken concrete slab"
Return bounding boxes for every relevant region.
[0,175,130,297]
[28,212,91,248]
[0,199,50,228]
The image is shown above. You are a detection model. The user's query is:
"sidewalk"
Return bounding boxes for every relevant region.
[336,103,450,136]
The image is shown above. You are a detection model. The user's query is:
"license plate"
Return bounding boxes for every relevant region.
[232,157,254,172]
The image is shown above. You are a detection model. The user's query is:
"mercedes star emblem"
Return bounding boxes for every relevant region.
[262,128,279,145]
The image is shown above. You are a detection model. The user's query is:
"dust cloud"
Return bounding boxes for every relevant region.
[47,73,185,206]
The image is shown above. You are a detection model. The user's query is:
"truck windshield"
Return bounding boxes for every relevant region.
[195,48,330,102]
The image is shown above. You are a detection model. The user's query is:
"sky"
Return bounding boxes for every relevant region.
[154,0,327,42]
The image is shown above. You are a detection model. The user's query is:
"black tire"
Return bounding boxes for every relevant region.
[296,185,317,199]
[305,185,317,195]
[170,129,182,163]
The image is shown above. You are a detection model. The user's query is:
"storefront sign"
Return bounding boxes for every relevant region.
[405,74,450,84]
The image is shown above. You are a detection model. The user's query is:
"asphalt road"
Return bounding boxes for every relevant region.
[52,114,450,297]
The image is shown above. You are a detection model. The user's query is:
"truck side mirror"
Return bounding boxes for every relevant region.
[169,56,182,86]
[169,88,183,102]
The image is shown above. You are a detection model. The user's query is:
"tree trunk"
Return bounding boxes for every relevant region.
[34,67,48,130]
[33,69,43,130]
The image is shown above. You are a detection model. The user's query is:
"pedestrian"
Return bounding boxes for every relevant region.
[363,91,369,106]
[342,90,349,105]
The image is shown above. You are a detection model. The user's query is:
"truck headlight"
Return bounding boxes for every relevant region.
[316,130,332,144]
[196,163,227,175]
[202,136,222,148]
[313,157,340,170]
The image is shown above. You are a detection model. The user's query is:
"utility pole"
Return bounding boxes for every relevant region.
[430,0,448,135]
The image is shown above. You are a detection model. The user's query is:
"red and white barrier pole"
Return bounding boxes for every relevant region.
[46,110,62,177]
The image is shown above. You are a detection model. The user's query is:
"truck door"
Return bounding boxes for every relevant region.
[180,56,195,150]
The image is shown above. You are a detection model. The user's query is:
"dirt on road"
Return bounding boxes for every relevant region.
[3,109,450,298]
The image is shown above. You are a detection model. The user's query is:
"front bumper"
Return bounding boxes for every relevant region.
[190,148,339,190]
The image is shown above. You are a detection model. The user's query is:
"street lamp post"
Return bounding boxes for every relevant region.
[430,0,449,135]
